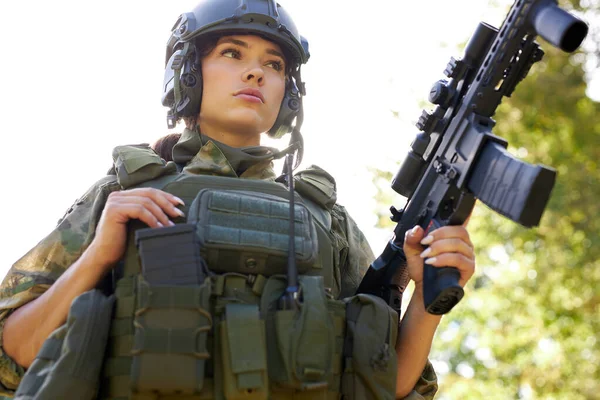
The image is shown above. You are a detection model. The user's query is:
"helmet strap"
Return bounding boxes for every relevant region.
[173,42,191,111]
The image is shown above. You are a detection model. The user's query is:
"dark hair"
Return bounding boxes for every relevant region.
[152,133,182,162]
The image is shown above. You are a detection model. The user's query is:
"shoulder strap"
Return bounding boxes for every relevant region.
[112,144,178,189]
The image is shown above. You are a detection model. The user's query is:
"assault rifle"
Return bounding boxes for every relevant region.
[356,0,588,315]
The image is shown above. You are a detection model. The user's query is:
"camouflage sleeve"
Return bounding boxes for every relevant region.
[330,204,374,299]
[398,360,438,399]
[330,204,439,400]
[0,175,119,395]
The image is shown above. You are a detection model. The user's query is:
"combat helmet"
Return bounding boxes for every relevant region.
[161,0,310,139]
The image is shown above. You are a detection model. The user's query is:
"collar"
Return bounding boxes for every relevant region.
[171,127,279,179]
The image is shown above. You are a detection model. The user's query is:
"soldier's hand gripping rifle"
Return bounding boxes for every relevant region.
[356,0,588,315]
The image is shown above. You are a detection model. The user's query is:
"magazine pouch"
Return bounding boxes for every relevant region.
[340,294,398,400]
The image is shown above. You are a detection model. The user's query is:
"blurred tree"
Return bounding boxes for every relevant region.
[371,1,600,398]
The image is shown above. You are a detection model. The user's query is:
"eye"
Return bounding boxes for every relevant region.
[221,48,241,59]
[266,60,284,72]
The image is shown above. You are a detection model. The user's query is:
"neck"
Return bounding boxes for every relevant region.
[197,122,261,148]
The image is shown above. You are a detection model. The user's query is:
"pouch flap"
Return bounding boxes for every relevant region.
[226,304,267,384]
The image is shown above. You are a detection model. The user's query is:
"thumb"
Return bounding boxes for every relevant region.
[404,225,425,258]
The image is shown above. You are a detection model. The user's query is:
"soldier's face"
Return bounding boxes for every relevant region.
[198,34,287,143]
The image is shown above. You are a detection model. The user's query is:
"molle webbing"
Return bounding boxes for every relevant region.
[121,174,335,292]
[189,189,319,276]
[101,276,213,399]
[101,274,346,399]
[100,174,342,399]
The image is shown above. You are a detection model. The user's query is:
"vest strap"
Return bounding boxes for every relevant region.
[132,326,210,357]
[137,280,207,310]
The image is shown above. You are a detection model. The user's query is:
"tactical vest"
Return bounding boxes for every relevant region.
[15,146,399,400]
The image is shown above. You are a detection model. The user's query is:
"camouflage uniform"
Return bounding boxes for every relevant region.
[0,129,438,399]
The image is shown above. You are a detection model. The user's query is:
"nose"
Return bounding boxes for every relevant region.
[242,64,264,85]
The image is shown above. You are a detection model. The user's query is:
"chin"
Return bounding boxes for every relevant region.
[226,111,275,135]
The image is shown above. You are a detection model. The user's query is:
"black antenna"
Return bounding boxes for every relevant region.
[279,151,300,311]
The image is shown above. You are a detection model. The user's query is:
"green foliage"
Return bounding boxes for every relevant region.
[371,2,600,398]
[447,44,600,399]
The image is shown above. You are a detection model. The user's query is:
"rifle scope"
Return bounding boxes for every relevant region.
[391,22,498,199]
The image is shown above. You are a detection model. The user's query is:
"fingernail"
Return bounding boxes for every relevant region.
[420,248,431,258]
[425,257,437,265]
[421,235,434,245]
[174,196,185,205]
[157,221,164,228]
[411,226,420,236]
[168,220,176,226]
[174,208,185,217]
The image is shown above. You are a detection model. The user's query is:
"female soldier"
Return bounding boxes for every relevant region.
[0,0,475,398]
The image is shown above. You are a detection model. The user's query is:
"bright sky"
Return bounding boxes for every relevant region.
[0,0,596,277]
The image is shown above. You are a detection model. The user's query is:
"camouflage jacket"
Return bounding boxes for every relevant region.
[0,129,438,399]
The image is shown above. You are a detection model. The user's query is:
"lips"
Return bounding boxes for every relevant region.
[234,88,265,103]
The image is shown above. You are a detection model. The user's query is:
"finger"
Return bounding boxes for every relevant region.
[419,238,474,260]
[142,190,186,220]
[118,188,185,207]
[107,202,167,228]
[115,189,185,220]
[420,225,473,248]
[423,253,475,287]
[147,188,185,207]
[423,252,474,269]
[111,195,174,227]
[405,225,426,244]
[404,226,426,256]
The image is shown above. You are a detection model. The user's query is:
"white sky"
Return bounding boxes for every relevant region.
[0,0,596,277]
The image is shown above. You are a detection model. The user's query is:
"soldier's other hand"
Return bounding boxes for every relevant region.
[87,188,185,269]
[403,225,475,288]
